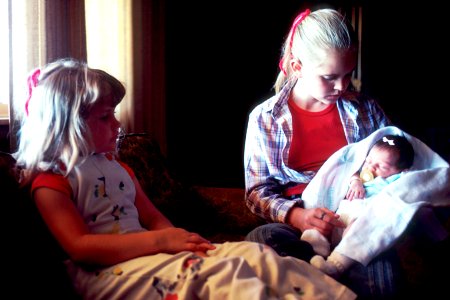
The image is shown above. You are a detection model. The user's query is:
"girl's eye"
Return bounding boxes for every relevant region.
[323,71,353,81]
[100,114,110,121]
[100,110,116,120]
[323,76,336,81]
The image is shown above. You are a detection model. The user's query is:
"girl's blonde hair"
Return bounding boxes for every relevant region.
[275,8,357,93]
[14,58,125,183]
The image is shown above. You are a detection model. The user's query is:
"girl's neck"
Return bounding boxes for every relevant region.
[290,83,329,112]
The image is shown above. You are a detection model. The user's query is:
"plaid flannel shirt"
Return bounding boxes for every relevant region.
[243,80,391,223]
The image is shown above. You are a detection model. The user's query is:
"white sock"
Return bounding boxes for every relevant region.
[310,255,339,278]
[300,229,331,257]
[310,251,355,278]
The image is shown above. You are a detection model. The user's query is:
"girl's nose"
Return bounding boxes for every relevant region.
[113,117,121,130]
[335,78,348,92]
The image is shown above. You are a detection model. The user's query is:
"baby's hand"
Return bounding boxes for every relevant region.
[346,180,365,200]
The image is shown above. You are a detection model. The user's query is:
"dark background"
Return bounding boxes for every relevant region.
[165,1,448,187]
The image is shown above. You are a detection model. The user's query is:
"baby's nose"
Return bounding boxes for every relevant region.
[367,165,376,173]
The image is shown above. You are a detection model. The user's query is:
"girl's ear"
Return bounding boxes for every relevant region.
[290,59,302,77]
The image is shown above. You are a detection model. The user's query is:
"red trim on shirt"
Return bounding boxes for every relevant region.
[118,161,135,178]
[32,172,72,198]
[31,160,136,198]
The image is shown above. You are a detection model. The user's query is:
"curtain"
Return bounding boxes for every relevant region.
[45,0,87,62]
[130,0,166,153]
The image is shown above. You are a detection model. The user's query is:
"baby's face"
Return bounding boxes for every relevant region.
[362,147,401,178]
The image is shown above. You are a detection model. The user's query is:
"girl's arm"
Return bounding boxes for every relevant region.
[133,176,173,230]
[34,186,215,267]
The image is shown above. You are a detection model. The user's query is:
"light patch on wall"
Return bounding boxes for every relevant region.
[0,0,10,120]
[85,0,133,131]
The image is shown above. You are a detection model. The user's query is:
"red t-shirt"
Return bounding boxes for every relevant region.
[285,100,347,196]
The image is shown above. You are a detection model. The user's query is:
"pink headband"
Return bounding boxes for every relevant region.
[278,9,311,75]
[25,68,41,116]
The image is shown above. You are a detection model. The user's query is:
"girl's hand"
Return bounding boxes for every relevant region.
[288,207,345,238]
[158,227,216,254]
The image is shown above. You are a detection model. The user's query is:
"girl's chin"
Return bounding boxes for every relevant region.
[323,96,339,102]
[95,144,116,153]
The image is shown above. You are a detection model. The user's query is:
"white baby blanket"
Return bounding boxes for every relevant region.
[302,126,450,265]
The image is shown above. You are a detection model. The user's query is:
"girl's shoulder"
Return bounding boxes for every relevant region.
[250,94,278,113]
[32,171,71,197]
[340,90,377,103]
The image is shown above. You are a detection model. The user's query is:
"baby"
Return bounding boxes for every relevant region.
[302,135,414,277]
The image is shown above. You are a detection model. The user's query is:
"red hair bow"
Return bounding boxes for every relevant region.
[279,9,311,75]
[25,68,41,116]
